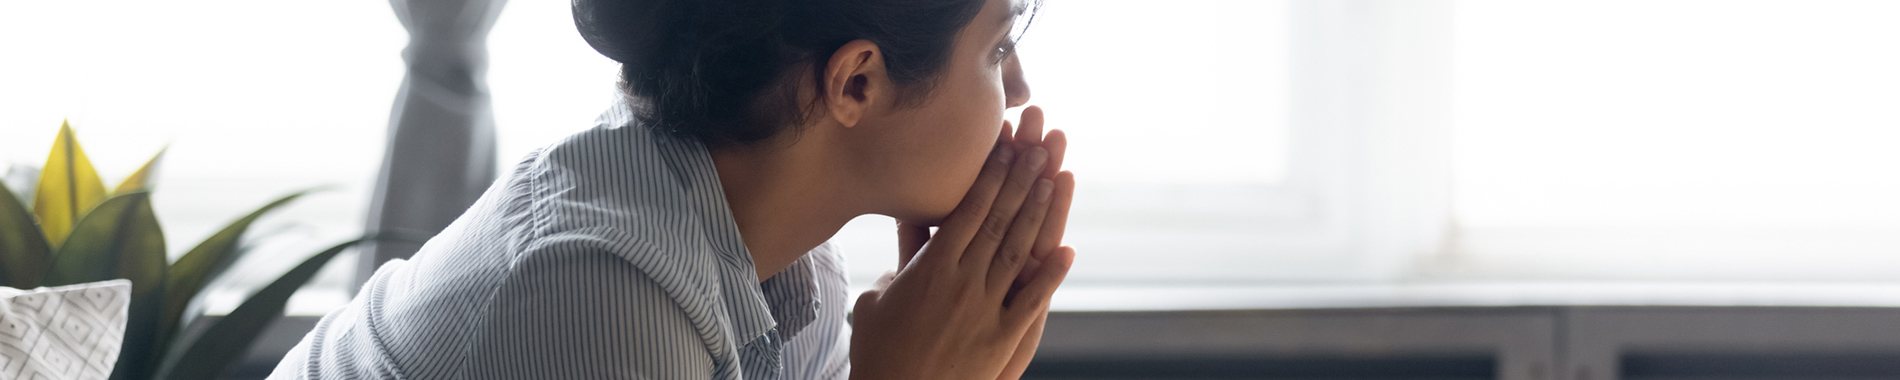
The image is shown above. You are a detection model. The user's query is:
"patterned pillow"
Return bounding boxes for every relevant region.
[0,280,132,380]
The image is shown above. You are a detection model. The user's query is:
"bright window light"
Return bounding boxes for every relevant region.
[0,1,404,313]
[488,0,621,168]
[832,0,1295,286]
[1448,0,1900,279]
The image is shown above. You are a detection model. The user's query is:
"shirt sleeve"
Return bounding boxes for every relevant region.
[463,247,714,380]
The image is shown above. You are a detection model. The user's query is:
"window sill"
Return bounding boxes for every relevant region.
[1043,281,1900,311]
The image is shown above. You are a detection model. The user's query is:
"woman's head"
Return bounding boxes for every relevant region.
[575,0,1038,222]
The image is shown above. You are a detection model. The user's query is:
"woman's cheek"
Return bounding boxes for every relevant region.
[927,131,993,221]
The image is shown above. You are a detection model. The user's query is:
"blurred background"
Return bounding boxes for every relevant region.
[5,0,1900,379]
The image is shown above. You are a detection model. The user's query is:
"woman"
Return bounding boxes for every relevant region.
[268,0,1075,378]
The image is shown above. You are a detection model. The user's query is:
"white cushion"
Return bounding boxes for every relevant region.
[0,280,131,380]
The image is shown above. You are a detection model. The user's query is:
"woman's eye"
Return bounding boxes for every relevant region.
[992,41,1016,63]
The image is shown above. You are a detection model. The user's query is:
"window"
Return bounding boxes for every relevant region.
[830,0,1305,286]
[1444,0,1900,280]
[469,0,1457,290]
[0,0,403,314]
[484,0,1350,288]
[482,0,1900,290]
[488,0,621,169]
[17,0,1888,316]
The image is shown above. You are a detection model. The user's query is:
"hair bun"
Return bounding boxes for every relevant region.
[567,0,999,147]
[571,0,672,65]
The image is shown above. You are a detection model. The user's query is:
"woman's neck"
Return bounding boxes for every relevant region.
[708,139,864,282]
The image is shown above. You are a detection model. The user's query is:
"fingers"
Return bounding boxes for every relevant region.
[1040,129,1067,179]
[987,178,1053,295]
[961,146,1049,271]
[1015,107,1064,181]
[896,220,930,269]
[1005,246,1074,328]
[1020,170,1075,285]
[999,118,1016,145]
[1030,171,1075,260]
[1013,106,1045,148]
[994,312,1048,380]
[1013,257,1041,290]
[929,140,1016,262]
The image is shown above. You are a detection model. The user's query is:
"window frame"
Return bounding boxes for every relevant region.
[1099,0,1455,282]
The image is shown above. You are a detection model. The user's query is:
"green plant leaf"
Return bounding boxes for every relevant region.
[153,189,312,367]
[43,191,168,380]
[34,120,109,248]
[155,237,366,380]
[113,146,167,196]
[0,182,52,288]
[43,192,168,286]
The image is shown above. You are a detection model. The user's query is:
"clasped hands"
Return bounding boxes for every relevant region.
[851,106,1076,380]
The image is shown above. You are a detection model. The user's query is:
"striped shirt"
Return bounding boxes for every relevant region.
[268,103,853,380]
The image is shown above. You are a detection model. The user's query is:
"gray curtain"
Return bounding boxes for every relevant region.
[358,0,509,288]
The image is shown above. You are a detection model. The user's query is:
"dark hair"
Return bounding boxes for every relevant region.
[573,0,1029,147]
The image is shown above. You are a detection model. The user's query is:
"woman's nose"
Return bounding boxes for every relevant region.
[1004,53,1031,108]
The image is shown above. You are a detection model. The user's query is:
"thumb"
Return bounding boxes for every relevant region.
[873,270,897,291]
[896,220,930,269]
[854,287,883,318]
[853,271,895,324]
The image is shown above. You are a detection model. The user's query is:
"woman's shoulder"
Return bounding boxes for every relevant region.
[507,105,726,244]
[491,103,749,293]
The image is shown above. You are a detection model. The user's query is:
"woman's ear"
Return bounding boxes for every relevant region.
[824,39,888,128]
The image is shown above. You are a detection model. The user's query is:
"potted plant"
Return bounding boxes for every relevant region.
[0,121,375,380]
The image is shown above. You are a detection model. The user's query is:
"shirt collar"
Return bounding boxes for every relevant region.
[759,253,820,341]
[628,102,821,347]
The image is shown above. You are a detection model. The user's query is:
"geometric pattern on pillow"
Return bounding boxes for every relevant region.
[0,279,131,380]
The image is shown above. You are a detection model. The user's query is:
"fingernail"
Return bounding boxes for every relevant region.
[998,146,1015,164]
[1028,147,1048,170]
[1034,178,1053,202]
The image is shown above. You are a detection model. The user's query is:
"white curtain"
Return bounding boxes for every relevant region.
[358,0,509,287]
